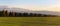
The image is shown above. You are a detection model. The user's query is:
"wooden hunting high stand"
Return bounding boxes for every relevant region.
[3,10,8,16]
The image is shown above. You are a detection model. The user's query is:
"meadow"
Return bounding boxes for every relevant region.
[0,17,60,26]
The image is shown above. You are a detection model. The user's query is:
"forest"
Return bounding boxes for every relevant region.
[0,10,57,17]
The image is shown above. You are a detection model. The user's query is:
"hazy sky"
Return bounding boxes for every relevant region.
[0,0,60,12]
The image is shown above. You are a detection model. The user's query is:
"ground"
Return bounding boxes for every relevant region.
[0,17,60,26]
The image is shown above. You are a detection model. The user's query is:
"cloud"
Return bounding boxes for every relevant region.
[0,3,60,12]
[42,4,60,12]
[6,4,60,12]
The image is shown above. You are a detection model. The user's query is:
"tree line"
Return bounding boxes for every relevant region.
[0,10,57,17]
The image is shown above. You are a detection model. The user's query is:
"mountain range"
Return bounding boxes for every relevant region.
[0,6,60,16]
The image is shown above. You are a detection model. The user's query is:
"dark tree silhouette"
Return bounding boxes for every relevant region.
[0,10,57,17]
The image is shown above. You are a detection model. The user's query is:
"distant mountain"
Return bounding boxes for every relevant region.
[9,7,31,13]
[0,6,31,13]
[13,8,60,16]
[0,6,60,16]
[31,11,60,16]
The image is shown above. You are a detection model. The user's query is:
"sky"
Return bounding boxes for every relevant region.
[0,0,60,12]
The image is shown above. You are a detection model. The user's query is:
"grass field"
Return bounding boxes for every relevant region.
[0,17,60,26]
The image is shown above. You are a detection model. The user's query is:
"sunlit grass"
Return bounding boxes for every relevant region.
[0,17,60,26]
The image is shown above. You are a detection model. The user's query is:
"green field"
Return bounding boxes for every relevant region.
[0,17,60,26]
